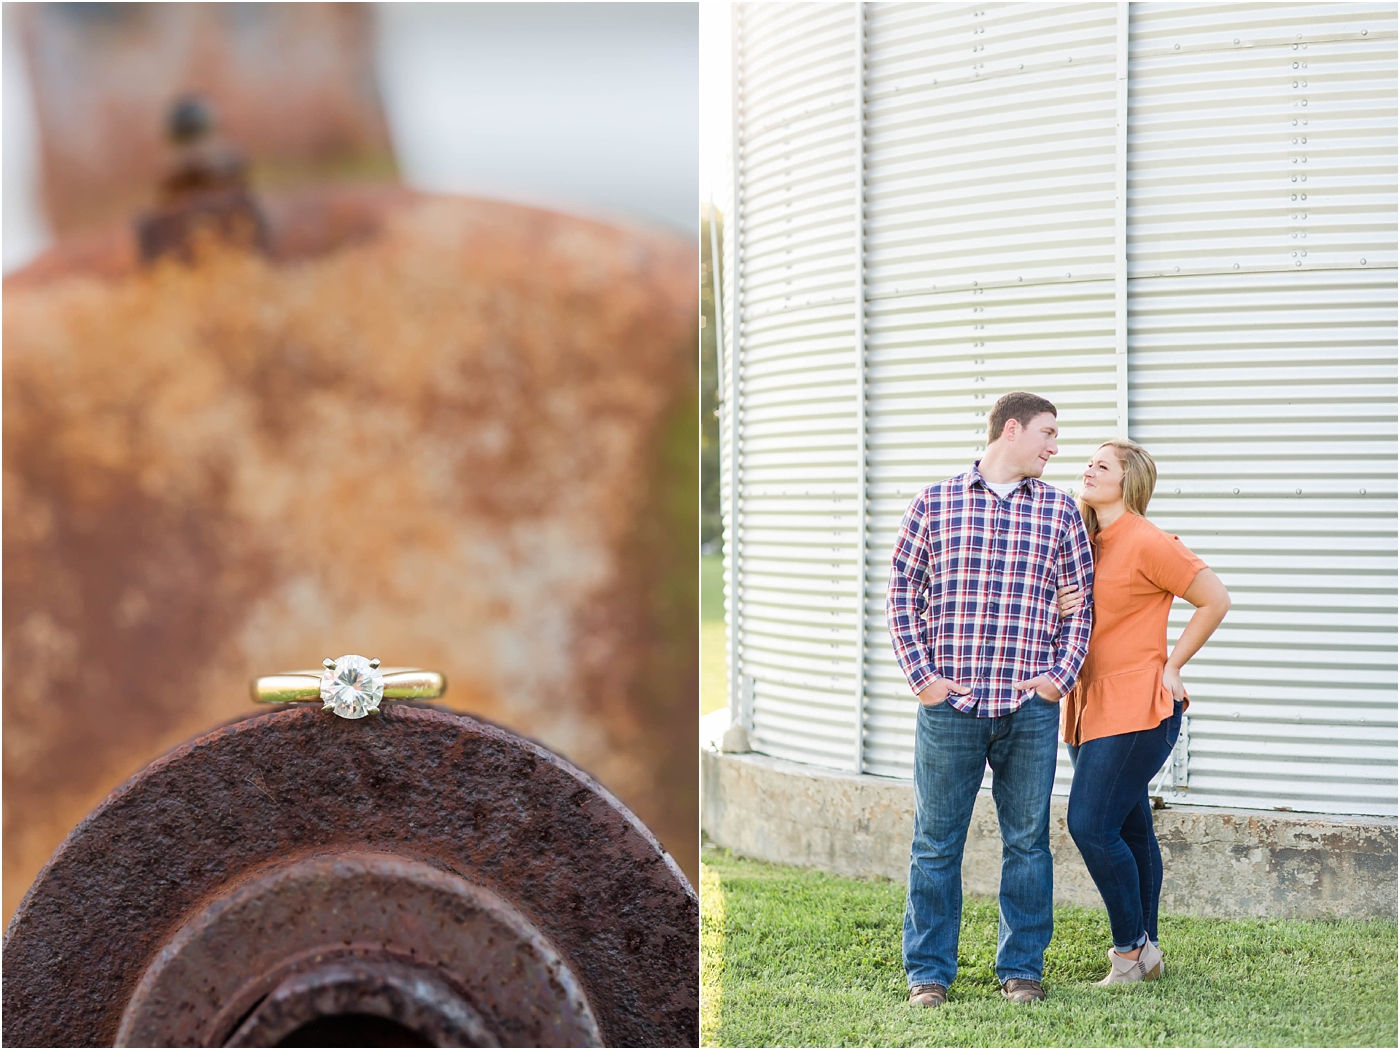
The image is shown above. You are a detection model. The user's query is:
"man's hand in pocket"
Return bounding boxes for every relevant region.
[1013,675,1062,702]
[918,679,972,706]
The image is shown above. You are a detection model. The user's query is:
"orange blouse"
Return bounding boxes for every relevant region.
[1062,511,1207,747]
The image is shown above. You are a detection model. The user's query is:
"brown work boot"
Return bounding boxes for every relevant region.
[908,983,947,1007]
[1001,977,1046,1003]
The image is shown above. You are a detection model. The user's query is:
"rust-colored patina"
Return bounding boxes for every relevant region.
[136,95,271,265]
[5,188,698,924]
[17,2,396,238]
[2,704,698,1047]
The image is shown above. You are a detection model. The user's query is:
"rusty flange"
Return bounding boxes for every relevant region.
[2,705,697,1047]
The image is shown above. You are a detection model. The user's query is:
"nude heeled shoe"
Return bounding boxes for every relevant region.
[1097,939,1164,984]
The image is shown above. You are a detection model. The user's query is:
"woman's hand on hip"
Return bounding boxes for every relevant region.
[1056,584,1084,620]
[1162,665,1185,703]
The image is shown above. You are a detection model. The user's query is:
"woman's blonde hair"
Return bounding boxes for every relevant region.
[1080,439,1158,535]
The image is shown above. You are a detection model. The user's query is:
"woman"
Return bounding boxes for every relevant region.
[1056,439,1230,985]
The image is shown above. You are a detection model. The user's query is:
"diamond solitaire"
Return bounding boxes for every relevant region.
[319,655,385,718]
[251,661,446,713]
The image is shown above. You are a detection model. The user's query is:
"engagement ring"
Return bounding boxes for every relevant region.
[251,655,446,719]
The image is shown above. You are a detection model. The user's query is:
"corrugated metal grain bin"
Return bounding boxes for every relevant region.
[718,1,1397,817]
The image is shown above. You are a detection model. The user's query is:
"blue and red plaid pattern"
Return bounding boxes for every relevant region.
[885,463,1095,717]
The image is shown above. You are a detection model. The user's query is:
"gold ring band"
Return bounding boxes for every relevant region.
[250,655,445,719]
[252,668,446,704]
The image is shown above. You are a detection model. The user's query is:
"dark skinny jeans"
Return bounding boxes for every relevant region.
[1066,700,1183,952]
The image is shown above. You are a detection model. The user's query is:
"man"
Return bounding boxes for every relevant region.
[886,391,1095,1006]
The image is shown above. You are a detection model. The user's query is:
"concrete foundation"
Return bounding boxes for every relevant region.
[702,747,1398,921]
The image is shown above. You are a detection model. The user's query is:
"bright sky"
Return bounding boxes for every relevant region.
[698,2,731,204]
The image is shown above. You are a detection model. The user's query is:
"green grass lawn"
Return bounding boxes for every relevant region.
[702,553,727,714]
[702,846,1398,1048]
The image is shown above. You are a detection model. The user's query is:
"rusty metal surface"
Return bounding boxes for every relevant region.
[18,2,395,238]
[5,189,699,927]
[2,705,698,1047]
[136,96,272,265]
[223,957,492,1047]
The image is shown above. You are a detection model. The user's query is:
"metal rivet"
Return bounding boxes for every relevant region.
[1173,266,1180,272]
[1301,193,1307,199]
[1293,62,1299,69]
[1233,487,1240,494]
[1233,263,1240,270]
[1291,175,1297,182]
[1174,43,1180,49]
[1175,487,1181,494]
[1296,260,1302,266]
[1296,488,1302,495]
[1292,43,1299,50]
[1293,80,1299,87]
[1362,28,1368,35]
[1360,488,1367,494]
[1301,100,1307,106]
[1234,37,1240,44]
[1361,258,1367,265]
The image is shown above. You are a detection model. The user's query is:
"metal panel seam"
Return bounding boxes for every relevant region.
[853,0,869,776]
[728,3,745,728]
[1116,0,1129,438]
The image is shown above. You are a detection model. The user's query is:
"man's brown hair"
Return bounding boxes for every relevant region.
[988,391,1057,442]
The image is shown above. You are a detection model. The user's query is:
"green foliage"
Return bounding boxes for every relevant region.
[702,847,1398,1048]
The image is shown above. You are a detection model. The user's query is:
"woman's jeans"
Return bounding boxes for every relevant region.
[903,696,1060,989]
[1066,700,1183,952]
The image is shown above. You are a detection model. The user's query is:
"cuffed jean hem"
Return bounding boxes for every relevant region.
[1113,930,1149,953]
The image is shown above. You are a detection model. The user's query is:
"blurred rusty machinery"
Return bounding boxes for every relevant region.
[136,95,271,265]
[2,705,698,1047]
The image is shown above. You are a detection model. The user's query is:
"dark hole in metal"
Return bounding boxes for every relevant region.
[276,1013,434,1047]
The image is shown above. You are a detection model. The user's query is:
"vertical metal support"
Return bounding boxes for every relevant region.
[1114,0,1130,438]
[852,1,869,775]
[726,5,745,729]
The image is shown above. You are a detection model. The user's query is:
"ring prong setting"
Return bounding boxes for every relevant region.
[317,654,385,719]
[323,658,336,670]
[369,657,381,669]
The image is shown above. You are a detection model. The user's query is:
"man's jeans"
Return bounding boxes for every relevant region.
[903,695,1060,989]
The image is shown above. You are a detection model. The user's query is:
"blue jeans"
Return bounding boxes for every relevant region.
[1066,700,1183,952]
[903,696,1060,988]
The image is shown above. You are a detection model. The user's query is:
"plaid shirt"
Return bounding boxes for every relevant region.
[885,462,1095,717]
